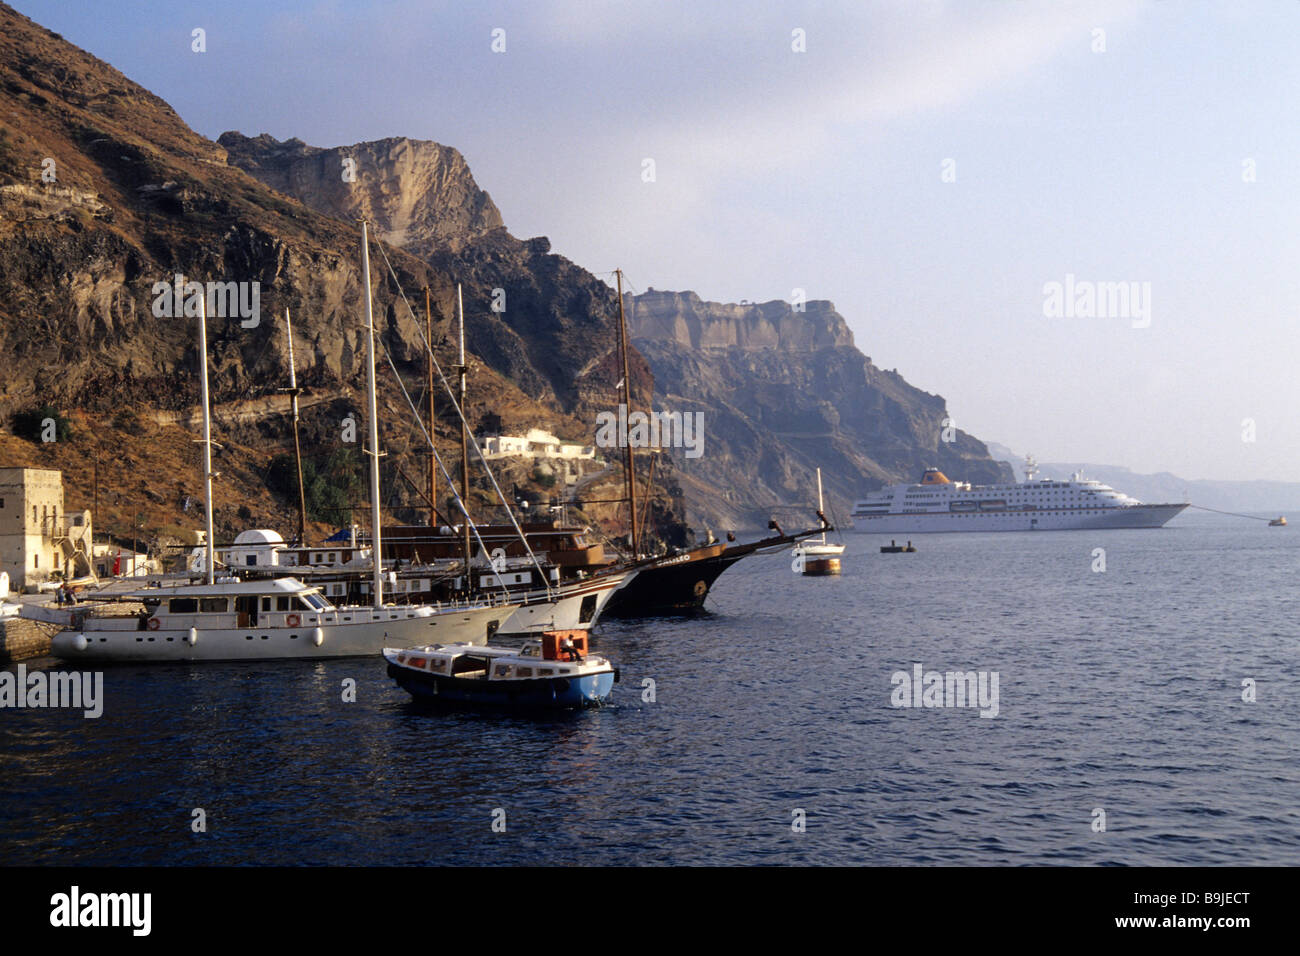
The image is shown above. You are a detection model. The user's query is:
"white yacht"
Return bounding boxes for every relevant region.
[49,577,513,661]
[44,225,517,660]
[210,528,632,635]
[849,458,1188,533]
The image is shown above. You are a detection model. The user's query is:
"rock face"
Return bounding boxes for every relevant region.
[0,2,644,545]
[223,132,1015,532]
[632,290,853,352]
[0,0,1012,545]
[218,133,504,255]
[628,290,1013,528]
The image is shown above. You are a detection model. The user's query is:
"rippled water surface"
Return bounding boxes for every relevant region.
[3,513,1298,865]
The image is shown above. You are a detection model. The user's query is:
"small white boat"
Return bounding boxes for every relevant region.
[384,631,618,709]
[794,468,845,576]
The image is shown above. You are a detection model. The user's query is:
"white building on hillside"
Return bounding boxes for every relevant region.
[481,428,597,462]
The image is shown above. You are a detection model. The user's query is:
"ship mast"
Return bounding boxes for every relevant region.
[616,268,638,557]
[360,222,385,608]
[816,467,827,546]
[283,308,308,546]
[197,293,216,585]
[456,284,472,580]
[426,286,437,528]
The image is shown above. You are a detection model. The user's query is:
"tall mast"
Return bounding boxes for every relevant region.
[456,285,473,579]
[361,222,384,608]
[616,268,638,557]
[284,308,308,546]
[816,467,827,546]
[197,293,216,585]
[426,286,437,529]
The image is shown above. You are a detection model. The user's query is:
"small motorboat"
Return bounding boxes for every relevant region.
[880,539,917,553]
[1269,516,1287,527]
[383,630,618,709]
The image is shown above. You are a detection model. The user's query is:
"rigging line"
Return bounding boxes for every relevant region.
[378,344,512,601]
[1185,504,1275,522]
[369,242,551,596]
[372,247,550,597]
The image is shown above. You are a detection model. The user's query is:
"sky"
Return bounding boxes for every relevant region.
[13,0,1300,482]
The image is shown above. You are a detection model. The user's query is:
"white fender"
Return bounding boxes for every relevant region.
[187,627,198,646]
[312,627,324,647]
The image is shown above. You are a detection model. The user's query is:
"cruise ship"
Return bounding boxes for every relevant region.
[849,458,1188,533]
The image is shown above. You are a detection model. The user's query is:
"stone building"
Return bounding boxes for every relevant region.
[0,467,93,589]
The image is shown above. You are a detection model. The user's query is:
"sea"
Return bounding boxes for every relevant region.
[2,510,1297,866]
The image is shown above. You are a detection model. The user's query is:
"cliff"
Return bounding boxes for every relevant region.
[217,132,504,255]
[0,0,1012,550]
[628,290,1013,528]
[0,2,653,550]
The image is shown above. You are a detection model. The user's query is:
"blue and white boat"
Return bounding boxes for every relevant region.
[383,631,618,709]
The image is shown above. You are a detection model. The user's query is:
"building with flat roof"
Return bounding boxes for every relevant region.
[0,467,93,589]
[481,428,597,462]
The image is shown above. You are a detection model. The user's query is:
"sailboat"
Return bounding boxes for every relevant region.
[793,468,845,576]
[49,228,517,661]
[286,278,632,635]
[599,269,832,617]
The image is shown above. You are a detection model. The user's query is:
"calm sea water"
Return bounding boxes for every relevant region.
[3,512,1298,866]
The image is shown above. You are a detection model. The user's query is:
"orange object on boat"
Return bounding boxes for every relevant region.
[542,630,588,660]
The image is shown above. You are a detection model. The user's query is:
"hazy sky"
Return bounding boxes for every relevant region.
[15,0,1300,481]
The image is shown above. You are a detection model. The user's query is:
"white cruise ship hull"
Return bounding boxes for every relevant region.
[50,603,517,663]
[851,503,1188,533]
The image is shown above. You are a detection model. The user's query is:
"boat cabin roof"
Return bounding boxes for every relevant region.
[122,577,321,600]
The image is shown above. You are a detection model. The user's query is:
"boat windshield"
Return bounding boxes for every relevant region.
[300,591,331,611]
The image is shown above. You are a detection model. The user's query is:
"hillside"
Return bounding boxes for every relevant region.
[629,290,1012,527]
[222,131,1013,530]
[0,1,657,553]
[1,0,1013,552]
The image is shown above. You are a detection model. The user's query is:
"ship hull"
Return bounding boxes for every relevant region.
[496,573,629,636]
[602,524,828,618]
[387,663,615,709]
[49,604,516,662]
[601,549,747,617]
[850,503,1188,533]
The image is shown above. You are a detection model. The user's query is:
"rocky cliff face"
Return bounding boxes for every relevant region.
[0,2,647,547]
[0,0,1012,549]
[629,290,1013,528]
[217,133,504,255]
